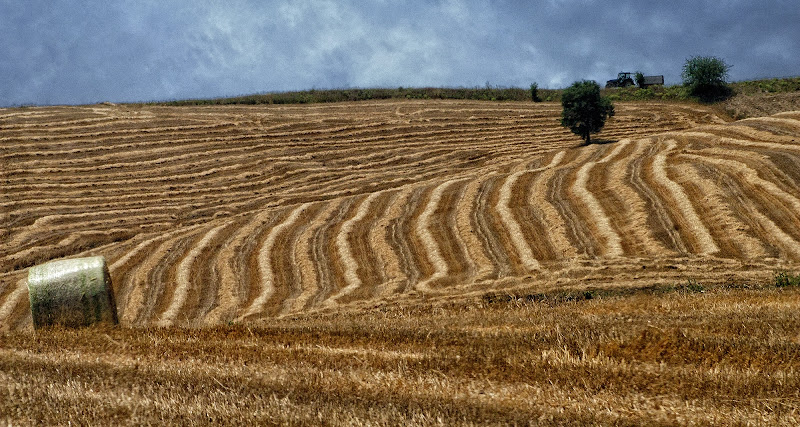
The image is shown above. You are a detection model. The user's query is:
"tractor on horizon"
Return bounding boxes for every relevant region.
[606,72,636,88]
[606,72,665,88]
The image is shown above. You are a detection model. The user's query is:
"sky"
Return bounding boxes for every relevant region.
[1,0,798,106]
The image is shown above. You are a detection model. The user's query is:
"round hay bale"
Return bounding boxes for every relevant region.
[26,256,119,329]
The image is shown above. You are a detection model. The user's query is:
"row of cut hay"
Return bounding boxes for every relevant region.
[3,106,800,328]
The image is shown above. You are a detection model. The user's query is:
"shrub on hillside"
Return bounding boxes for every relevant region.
[635,72,645,88]
[530,83,541,102]
[682,56,733,102]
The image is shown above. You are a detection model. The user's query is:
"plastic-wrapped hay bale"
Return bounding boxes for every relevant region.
[27,256,119,328]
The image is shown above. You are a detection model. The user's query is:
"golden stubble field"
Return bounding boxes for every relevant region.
[1,99,800,424]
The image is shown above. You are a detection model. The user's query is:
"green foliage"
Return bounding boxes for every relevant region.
[683,278,705,293]
[774,270,800,288]
[682,56,733,102]
[560,80,615,145]
[151,76,798,107]
[530,83,541,102]
[729,77,800,95]
[161,87,537,105]
[634,72,645,88]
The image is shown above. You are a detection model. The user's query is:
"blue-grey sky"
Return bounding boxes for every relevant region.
[1,0,798,106]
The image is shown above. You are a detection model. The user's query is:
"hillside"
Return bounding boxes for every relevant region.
[2,100,799,330]
[2,100,800,424]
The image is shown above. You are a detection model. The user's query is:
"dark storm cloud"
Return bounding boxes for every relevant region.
[1,0,798,106]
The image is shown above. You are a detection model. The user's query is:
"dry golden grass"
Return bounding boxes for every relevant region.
[3,101,799,331]
[2,99,800,424]
[723,92,800,120]
[1,283,799,425]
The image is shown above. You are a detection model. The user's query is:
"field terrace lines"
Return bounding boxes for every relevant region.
[573,141,629,257]
[414,179,470,292]
[328,192,385,305]
[497,169,542,271]
[370,188,415,298]
[279,201,338,316]
[2,101,800,328]
[156,223,227,326]
[649,139,721,255]
[238,203,312,321]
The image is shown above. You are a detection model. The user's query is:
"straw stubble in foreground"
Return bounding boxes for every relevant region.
[1,285,799,425]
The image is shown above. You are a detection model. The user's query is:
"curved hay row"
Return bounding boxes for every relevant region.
[572,141,629,257]
[2,101,712,238]
[238,203,312,321]
[414,179,469,292]
[277,201,338,316]
[498,170,542,271]
[203,210,288,324]
[650,139,721,255]
[0,277,28,332]
[2,103,800,328]
[684,154,800,259]
[369,188,415,298]
[612,140,676,256]
[157,223,228,326]
[546,148,600,257]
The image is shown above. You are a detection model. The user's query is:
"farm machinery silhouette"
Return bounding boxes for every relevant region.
[605,72,664,88]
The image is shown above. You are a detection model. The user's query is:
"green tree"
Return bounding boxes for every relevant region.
[634,71,645,88]
[530,82,541,102]
[682,56,732,102]
[560,80,615,145]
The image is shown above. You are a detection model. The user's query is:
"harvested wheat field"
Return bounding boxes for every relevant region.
[2,99,800,424]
